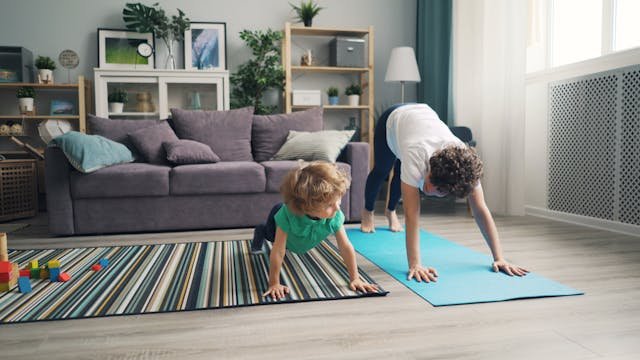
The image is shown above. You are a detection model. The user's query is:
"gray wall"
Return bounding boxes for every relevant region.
[0,0,417,118]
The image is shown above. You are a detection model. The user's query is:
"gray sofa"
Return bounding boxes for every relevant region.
[45,107,368,236]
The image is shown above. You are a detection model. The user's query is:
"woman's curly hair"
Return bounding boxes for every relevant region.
[429,145,483,198]
[280,161,351,215]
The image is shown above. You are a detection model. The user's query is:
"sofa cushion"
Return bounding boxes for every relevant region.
[251,107,323,162]
[164,139,221,165]
[272,130,355,162]
[170,161,265,195]
[261,160,351,193]
[70,163,170,199]
[170,107,254,162]
[50,131,135,173]
[88,114,164,158]
[128,122,179,165]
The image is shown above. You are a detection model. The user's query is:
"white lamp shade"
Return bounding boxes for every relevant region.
[384,46,421,83]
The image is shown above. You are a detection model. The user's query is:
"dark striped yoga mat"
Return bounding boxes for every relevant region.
[0,240,387,323]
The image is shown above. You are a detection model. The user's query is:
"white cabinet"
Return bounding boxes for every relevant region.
[94,68,229,119]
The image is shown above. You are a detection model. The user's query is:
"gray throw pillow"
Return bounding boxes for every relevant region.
[272,130,355,163]
[251,107,323,162]
[170,107,254,161]
[88,114,165,155]
[164,139,221,165]
[128,122,178,165]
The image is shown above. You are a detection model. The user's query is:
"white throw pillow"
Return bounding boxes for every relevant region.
[271,130,355,163]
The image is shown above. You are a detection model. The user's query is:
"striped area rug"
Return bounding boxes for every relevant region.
[0,240,386,323]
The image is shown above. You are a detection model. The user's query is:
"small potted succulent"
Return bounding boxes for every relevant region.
[345,84,361,107]
[327,86,339,105]
[16,86,35,114]
[108,88,128,114]
[35,55,56,84]
[290,0,323,27]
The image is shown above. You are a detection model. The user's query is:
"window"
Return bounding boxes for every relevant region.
[551,0,602,66]
[614,0,640,51]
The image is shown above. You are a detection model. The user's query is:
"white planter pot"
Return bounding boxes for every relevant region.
[18,97,34,114]
[109,102,124,113]
[347,95,360,107]
[38,69,53,84]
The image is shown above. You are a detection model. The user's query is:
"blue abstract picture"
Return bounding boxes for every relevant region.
[192,29,219,69]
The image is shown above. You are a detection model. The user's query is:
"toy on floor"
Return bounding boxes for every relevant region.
[0,233,19,292]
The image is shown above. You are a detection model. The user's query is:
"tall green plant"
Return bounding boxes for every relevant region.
[230,29,285,115]
[122,3,189,55]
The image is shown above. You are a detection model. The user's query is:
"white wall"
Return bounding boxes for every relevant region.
[0,0,417,112]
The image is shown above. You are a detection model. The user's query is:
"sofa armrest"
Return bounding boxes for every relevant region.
[45,147,75,235]
[338,142,369,221]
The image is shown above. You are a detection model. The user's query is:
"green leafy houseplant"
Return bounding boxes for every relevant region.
[35,56,56,70]
[16,86,35,98]
[326,86,339,97]
[345,84,362,96]
[290,0,323,27]
[230,29,285,115]
[122,2,190,68]
[108,89,128,103]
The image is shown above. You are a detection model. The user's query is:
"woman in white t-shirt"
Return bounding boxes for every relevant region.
[361,103,528,282]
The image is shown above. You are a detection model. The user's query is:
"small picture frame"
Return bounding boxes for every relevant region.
[97,28,155,69]
[184,22,227,70]
[50,100,75,115]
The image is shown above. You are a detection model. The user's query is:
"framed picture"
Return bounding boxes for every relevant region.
[97,28,155,69]
[184,22,226,70]
[50,100,75,115]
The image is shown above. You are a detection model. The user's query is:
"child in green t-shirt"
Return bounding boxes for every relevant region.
[251,161,379,300]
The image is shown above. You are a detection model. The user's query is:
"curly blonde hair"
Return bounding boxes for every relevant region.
[280,161,351,215]
[429,145,483,198]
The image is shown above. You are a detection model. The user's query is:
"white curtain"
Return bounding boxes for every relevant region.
[452,0,527,216]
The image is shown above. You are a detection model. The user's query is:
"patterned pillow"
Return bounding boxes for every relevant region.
[50,131,134,173]
[271,130,355,163]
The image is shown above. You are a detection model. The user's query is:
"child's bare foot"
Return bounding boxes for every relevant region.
[360,210,375,233]
[385,210,403,232]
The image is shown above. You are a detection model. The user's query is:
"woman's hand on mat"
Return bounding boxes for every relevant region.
[408,265,438,283]
[492,260,529,276]
[263,284,290,300]
[349,278,379,293]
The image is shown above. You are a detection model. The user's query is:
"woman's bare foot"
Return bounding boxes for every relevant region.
[385,210,403,232]
[360,210,376,233]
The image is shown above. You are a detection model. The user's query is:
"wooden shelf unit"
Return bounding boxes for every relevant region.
[282,22,375,152]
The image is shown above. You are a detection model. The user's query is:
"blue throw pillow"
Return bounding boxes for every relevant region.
[50,131,134,173]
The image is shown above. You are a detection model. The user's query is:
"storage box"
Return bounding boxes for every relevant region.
[0,47,34,83]
[329,37,365,68]
[0,159,37,221]
[292,90,322,106]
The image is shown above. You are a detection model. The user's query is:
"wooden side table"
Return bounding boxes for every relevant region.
[0,159,37,222]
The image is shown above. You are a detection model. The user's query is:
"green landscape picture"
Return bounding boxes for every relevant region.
[105,38,148,65]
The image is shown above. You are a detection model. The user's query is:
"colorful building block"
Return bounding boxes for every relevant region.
[0,261,11,273]
[0,277,17,291]
[49,267,61,281]
[47,259,60,269]
[0,272,11,281]
[58,272,71,282]
[19,269,30,277]
[39,266,49,279]
[91,264,102,271]
[29,260,38,269]
[30,268,40,279]
[18,277,31,293]
[99,258,109,268]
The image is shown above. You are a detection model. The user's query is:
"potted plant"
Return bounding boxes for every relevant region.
[16,86,35,114]
[230,29,285,115]
[35,56,56,84]
[290,0,323,27]
[108,88,128,114]
[123,2,190,69]
[345,84,361,106]
[327,86,339,105]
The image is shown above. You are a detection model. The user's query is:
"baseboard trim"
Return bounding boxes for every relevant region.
[525,206,640,238]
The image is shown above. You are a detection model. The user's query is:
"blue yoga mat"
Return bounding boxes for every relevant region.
[347,228,583,306]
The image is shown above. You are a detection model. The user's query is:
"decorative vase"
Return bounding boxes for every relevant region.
[347,95,360,107]
[18,97,34,114]
[328,96,339,105]
[164,38,177,70]
[300,50,313,66]
[108,102,124,113]
[136,92,155,112]
[38,69,53,84]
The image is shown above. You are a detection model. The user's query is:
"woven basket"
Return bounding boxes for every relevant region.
[0,159,37,222]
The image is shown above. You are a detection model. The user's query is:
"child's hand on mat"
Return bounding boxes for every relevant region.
[263,284,290,300]
[492,259,529,276]
[408,265,438,282]
[349,278,379,293]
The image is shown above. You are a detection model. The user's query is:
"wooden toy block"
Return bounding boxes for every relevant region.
[49,267,61,281]
[0,277,17,291]
[47,259,60,269]
[40,267,49,279]
[19,269,30,277]
[30,268,40,279]
[91,264,102,271]
[99,258,109,267]
[30,260,38,269]
[58,272,71,282]
[0,272,11,281]
[18,277,31,293]
[0,261,11,273]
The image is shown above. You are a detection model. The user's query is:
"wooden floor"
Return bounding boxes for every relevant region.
[1,200,639,360]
